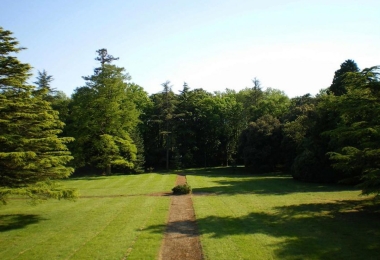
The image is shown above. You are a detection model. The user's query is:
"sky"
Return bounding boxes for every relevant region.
[2,0,379,98]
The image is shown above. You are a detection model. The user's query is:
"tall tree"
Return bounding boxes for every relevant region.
[324,66,380,195]
[215,90,245,166]
[126,83,151,173]
[147,81,180,170]
[289,91,339,183]
[33,70,55,98]
[69,49,139,174]
[174,86,213,167]
[0,27,76,203]
[329,59,359,96]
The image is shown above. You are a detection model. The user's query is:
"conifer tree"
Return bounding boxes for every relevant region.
[0,27,76,203]
[324,66,380,195]
[329,59,359,96]
[69,49,139,174]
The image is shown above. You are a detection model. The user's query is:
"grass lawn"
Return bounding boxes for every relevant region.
[0,173,176,260]
[1,168,380,260]
[186,167,380,260]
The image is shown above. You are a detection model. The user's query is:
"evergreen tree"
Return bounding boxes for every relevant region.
[33,70,55,98]
[324,66,380,195]
[126,83,151,173]
[0,27,76,203]
[239,115,282,172]
[150,81,179,170]
[174,86,212,167]
[329,59,359,96]
[69,49,139,175]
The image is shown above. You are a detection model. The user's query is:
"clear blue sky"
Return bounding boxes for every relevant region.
[2,0,379,97]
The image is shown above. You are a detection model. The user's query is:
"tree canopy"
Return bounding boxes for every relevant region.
[2,25,380,198]
[68,49,139,175]
[0,27,76,203]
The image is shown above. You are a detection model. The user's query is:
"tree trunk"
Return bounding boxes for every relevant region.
[106,164,111,175]
[166,146,169,170]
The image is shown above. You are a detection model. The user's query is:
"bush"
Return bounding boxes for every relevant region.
[292,149,337,183]
[172,184,191,195]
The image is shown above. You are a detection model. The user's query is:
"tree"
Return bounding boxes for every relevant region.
[0,27,76,203]
[289,92,338,183]
[173,86,213,167]
[281,94,316,170]
[126,83,151,173]
[69,49,139,174]
[33,70,55,98]
[236,79,264,123]
[324,66,380,195]
[329,59,359,96]
[33,71,72,127]
[239,114,282,172]
[146,81,180,170]
[215,90,245,166]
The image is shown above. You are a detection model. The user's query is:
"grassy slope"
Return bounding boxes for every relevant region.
[0,173,176,260]
[187,168,380,260]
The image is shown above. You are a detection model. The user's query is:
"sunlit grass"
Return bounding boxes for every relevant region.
[187,170,380,260]
[0,173,176,260]
[2,169,379,260]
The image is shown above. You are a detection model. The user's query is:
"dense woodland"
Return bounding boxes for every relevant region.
[1,27,380,202]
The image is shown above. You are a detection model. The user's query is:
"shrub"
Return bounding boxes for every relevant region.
[172,184,191,195]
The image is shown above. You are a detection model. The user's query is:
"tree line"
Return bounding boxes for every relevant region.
[1,27,379,203]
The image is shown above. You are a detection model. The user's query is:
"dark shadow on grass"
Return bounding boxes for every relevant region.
[67,176,111,181]
[199,199,380,259]
[145,199,380,259]
[183,166,251,176]
[0,214,44,232]
[143,220,199,237]
[191,176,360,196]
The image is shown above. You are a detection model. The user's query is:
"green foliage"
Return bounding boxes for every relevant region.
[0,180,78,205]
[172,183,191,194]
[68,49,140,174]
[328,59,359,96]
[291,149,322,182]
[33,70,55,99]
[239,114,282,172]
[142,77,292,170]
[279,89,346,183]
[143,81,181,169]
[324,66,380,195]
[0,27,75,203]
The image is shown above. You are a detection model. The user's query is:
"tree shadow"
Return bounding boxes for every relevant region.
[67,176,111,181]
[191,175,360,196]
[183,166,251,176]
[142,220,200,239]
[0,214,45,232]
[143,199,379,258]
[195,199,380,259]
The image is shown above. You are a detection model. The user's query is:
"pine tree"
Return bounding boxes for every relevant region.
[69,49,139,174]
[329,59,359,96]
[324,66,380,195]
[0,27,76,203]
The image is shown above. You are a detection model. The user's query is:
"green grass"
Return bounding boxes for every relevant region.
[186,168,380,260]
[0,173,176,260]
[2,168,380,260]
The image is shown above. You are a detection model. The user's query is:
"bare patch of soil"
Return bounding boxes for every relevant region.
[159,174,203,260]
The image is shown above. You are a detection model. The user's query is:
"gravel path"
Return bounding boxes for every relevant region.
[158,174,203,260]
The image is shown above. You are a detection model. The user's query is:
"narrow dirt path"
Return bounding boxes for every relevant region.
[158,174,203,260]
